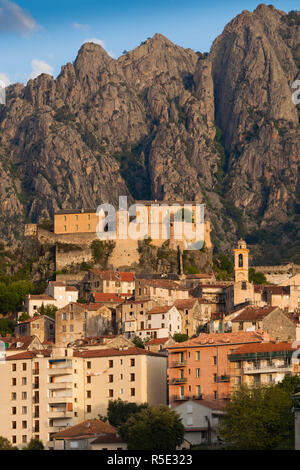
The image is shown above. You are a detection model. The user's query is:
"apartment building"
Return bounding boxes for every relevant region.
[15,315,55,343]
[167,331,270,406]
[228,341,300,392]
[55,302,119,346]
[0,346,167,448]
[80,269,135,299]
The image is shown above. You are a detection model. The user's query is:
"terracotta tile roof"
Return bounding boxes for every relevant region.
[146,337,170,345]
[91,293,124,303]
[28,294,55,301]
[264,286,290,295]
[52,419,116,439]
[147,306,173,315]
[7,336,39,350]
[173,399,226,410]
[65,286,78,292]
[232,306,278,322]
[138,279,185,290]
[174,299,198,309]
[89,270,135,282]
[168,331,267,348]
[91,433,124,445]
[123,299,151,305]
[74,347,167,359]
[6,349,51,360]
[254,285,265,293]
[230,341,295,356]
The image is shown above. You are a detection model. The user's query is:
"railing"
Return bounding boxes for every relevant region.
[171,395,189,401]
[216,375,230,383]
[169,360,186,368]
[171,377,187,384]
[244,363,291,374]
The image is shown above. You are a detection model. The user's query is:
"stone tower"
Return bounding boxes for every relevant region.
[234,239,249,283]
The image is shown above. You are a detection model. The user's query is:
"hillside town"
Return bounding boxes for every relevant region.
[1,216,300,450]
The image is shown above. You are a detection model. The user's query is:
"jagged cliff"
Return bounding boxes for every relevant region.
[0,4,300,265]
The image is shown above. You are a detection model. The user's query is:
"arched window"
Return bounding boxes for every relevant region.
[238,253,243,268]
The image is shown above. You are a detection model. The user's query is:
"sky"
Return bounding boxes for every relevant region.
[0,0,299,86]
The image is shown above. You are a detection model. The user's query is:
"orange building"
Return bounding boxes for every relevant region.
[167,331,270,406]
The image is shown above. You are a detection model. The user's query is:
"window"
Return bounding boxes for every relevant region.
[70,325,74,332]
[11,378,16,386]
[22,392,27,400]
[242,282,247,290]
[213,373,217,383]
[12,363,16,372]
[62,313,67,321]
[22,406,27,414]
[62,325,66,332]
[87,361,91,369]
[22,377,27,386]
[22,421,27,429]
[87,390,91,398]
[196,385,201,397]
[130,388,135,397]
[12,421,16,429]
[22,363,27,371]
[109,360,113,368]
[196,368,200,378]
[86,405,91,413]
[109,375,113,383]
[120,374,123,380]
[11,407,16,415]
[130,359,135,367]
[130,373,135,382]
[11,393,16,401]
[214,391,218,400]
[12,436,16,444]
[87,376,91,384]
[213,356,217,365]
[196,351,200,360]
[109,389,114,398]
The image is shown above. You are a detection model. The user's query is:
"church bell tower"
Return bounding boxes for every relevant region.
[234,239,249,283]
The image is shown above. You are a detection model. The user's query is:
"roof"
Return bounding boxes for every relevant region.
[74,346,167,359]
[91,433,124,445]
[52,419,116,440]
[6,349,51,360]
[173,399,226,411]
[28,294,55,301]
[230,341,295,356]
[137,278,185,290]
[168,331,267,349]
[49,281,66,287]
[264,286,290,296]
[6,336,40,351]
[89,270,135,282]
[147,306,173,315]
[65,286,78,292]
[232,306,278,322]
[146,337,170,345]
[91,293,125,303]
[185,273,214,279]
[174,299,198,310]
[17,315,55,324]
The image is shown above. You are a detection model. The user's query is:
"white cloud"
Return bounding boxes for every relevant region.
[84,38,105,47]
[73,22,89,31]
[0,73,10,87]
[30,59,54,80]
[0,0,39,35]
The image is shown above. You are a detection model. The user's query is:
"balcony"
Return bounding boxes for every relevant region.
[171,395,189,401]
[243,363,291,375]
[48,395,72,404]
[48,367,73,376]
[171,377,187,384]
[169,360,186,368]
[48,409,73,419]
[48,382,73,390]
[216,375,230,383]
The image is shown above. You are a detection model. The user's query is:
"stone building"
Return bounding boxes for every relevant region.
[80,269,135,300]
[233,239,254,305]
[15,315,55,343]
[174,298,212,336]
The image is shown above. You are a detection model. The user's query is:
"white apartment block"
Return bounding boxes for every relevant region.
[25,282,78,316]
[0,346,167,449]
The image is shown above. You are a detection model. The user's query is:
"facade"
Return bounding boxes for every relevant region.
[80,269,135,299]
[174,298,212,337]
[0,346,167,448]
[228,342,300,392]
[55,302,118,346]
[167,331,270,406]
[233,239,254,305]
[15,315,55,343]
[173,399,224,446]
[135,279,189,305]
[193,284,234,315]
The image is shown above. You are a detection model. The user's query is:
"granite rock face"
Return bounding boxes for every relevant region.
[0,5,300,263]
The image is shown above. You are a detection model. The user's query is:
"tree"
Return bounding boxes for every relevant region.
[18,312,30,321]
[249,267,267,284]
[173,333,189,343]
[213,253,234,281]
[0,318,16,336]
[132,336,145,349]
[0,435,18,449]
[107,399,148,427]
[119,405,185,450]
[23,438,44,450]
[219,384,295,450]
[37,304,58,319]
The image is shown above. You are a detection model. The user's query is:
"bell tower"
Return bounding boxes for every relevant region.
[234,239,249,283]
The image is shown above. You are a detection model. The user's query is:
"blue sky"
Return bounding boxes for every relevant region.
[0,0,299,85]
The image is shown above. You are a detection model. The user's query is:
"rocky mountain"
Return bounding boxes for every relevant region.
[0,4,300,265]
